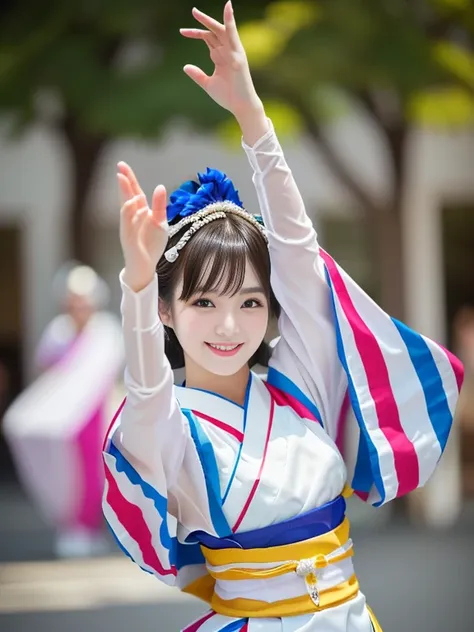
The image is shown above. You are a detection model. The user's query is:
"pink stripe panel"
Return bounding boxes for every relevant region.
[440,344,464,392]
[104,460,177,577]
[240,624,249,632]
[264,382,318,423]
[103,397,126,451]
[232,395,275,533]
[75,404,106,530]
[320,249,419,497]
[192,410,244,443]
[182,611,216,632]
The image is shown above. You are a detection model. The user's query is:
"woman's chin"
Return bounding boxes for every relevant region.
[203,360,248,377]
[201,350,255,377]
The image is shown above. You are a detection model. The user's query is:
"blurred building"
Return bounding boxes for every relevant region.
[1,113,474,506]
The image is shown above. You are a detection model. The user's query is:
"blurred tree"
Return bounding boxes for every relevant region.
[233,0,474,317]
[0,0,271,262]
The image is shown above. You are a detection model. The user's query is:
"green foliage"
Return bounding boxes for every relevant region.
[0,0,271,138]
[239,0,474,129]
[3,1,474,144]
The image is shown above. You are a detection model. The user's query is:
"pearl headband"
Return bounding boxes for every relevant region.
[164,201,267,263]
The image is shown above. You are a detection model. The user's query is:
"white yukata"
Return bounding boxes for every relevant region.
[103,122,463,632]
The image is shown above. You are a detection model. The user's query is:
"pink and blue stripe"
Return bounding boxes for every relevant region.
[182,409,231,537]
[266,366,323,427]
[104,441,177,577]
[319,248,463,505]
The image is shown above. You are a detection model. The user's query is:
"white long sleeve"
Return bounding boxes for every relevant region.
[242,122,347,434]
[118,271,189,486]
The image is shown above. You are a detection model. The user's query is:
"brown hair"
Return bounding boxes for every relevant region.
[157,213,280,369]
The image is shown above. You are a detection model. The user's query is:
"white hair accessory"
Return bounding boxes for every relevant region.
[164,202,267,263]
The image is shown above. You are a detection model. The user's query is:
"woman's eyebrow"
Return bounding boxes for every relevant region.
[239,286,265,295]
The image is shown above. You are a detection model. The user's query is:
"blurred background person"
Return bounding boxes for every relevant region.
[2,262,124,558]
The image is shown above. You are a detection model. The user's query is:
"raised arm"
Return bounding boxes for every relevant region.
[242,124,347,426]
[112,164,189,484]
[180,3,463,506]
[181,2,345,429]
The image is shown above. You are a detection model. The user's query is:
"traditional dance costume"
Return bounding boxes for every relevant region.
[5,272,124,556]
[103,122,463,630]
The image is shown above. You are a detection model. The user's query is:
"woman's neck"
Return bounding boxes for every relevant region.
[184,358,250,407]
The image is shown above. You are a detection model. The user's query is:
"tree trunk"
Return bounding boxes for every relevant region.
[369,207,405,321]
[61,116,107,263]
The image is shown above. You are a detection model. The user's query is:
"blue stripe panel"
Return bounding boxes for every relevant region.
[352,431,373,494]
[323,267,385,506]
[222,374,252,504]
[392,318,452,452]
[182,409,231,538]
[172,537,206,571]
[267,366,323,425]
[220,620,248,632]
[108,443,175,562]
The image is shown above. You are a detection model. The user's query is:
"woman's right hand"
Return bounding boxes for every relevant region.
[117,162,168,293]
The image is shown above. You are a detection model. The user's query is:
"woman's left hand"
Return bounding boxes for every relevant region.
[180,1,262,118]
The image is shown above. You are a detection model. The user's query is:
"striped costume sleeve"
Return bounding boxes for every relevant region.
[320,249,464,506]
[101,273,217,590]
[102,403,219,593]
[102,404,180,583]
[243,118,463,508]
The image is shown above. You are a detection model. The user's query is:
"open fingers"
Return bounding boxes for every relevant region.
[151,184,168,228]
[183,64,211,91]
[118,173,134,205]
[180,28,220,49]
[223,1,241,51]
[118,173,149,225]
[117,161,143,198]
[192,7,225,37]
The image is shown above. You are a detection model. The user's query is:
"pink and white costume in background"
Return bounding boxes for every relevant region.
[4,310,124,540]
[103,122,463,631]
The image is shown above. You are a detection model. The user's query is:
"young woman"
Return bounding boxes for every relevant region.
[102,3,463,630]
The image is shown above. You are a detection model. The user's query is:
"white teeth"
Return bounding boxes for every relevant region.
[209,344,239,351]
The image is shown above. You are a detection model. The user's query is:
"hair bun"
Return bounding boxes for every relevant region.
[166,168,244,224]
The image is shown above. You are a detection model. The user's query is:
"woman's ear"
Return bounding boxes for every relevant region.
[158,298,173,328]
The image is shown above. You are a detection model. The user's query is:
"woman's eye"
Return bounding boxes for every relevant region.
[193,299,214,308]
[242,299,262,309]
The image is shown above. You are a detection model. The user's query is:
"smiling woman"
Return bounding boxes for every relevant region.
[156,207,280,381]
[102,4,463,632]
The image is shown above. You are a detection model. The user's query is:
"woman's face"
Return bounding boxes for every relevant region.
[161,260,269,377]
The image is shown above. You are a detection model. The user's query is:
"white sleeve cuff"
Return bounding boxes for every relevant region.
[241,118,276,172]
[120,270,161,332]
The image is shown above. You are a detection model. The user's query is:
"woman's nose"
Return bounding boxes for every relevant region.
[215,311,240,337]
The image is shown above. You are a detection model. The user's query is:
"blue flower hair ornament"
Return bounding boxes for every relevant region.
[167,168,245,224]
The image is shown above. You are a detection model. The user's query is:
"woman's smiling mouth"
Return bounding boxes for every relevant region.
[205,343,243,356]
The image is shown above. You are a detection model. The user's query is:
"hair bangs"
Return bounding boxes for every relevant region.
[179,218,248,301]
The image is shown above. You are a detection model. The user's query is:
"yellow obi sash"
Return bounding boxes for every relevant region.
[185,517,359,618]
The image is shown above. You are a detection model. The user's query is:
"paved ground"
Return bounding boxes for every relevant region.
[1,484,473,632]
